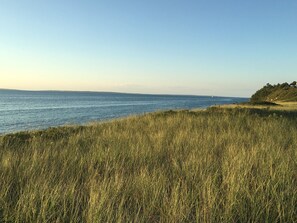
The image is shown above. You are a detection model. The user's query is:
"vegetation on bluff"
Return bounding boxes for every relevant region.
[251,81,297,102]
[1,108,297,222]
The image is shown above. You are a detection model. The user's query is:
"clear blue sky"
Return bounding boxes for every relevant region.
[1,0,297,96]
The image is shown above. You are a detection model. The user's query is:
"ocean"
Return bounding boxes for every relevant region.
[0,90,248,134]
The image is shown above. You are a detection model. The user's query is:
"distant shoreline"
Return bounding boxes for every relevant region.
[0,88,248,99]
[214,101,297,111]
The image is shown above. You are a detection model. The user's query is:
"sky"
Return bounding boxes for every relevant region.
[0,0,297,97]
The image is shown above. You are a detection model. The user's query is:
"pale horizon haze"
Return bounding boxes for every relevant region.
[1,0,297,97]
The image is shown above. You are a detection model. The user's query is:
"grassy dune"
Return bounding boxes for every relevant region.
[1,108,297,222]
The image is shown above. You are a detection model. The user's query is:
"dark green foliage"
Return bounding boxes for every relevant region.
[251,82,297,102]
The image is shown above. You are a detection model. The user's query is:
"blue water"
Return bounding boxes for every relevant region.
[0,90,248,134]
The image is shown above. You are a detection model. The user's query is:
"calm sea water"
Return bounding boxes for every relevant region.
[0,90,248,134]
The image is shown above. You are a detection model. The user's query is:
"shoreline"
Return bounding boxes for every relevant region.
[2,102,297,137]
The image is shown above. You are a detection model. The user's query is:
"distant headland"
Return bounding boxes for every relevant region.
[251,81,297,102]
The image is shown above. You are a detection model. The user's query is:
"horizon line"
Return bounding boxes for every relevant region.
[0,88,249,99]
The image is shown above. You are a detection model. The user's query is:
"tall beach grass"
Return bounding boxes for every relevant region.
[0,108,297,222]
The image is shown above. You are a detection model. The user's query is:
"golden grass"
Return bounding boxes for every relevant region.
[215,101,297,111]
[0,108,297,222]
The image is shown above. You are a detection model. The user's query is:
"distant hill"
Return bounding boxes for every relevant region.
[251,82,297,102]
